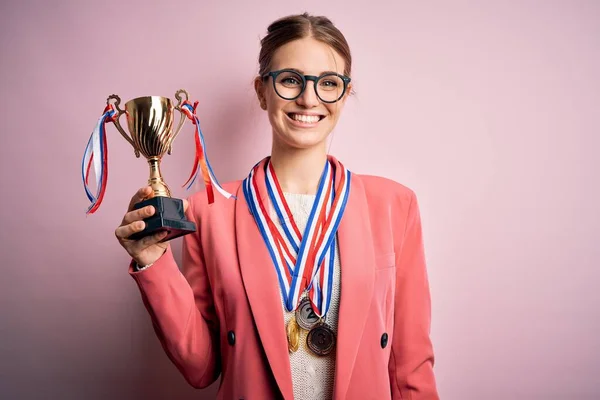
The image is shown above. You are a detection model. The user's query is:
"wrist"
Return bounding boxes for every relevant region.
[134,247,168,271]
[134,261,154,271]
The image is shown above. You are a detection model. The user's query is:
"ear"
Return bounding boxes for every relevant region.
[254,76,267,110]
[346,82,354,98]
[338,82,353,105]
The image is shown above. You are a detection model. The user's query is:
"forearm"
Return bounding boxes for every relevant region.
[130,247,220,388]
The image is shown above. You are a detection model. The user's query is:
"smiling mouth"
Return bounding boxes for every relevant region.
[287,113,325,124]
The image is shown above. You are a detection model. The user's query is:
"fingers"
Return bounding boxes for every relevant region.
[114,221,168,245]
[129,231,169,253]
[116,187,171,262]
[128,186,153,212]
[115,220,146,241]
[122,205,155,225]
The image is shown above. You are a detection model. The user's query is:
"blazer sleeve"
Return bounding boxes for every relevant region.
[129,196,221,388]
[389,191,439,399]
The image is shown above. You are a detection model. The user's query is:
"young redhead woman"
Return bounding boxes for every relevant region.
[115,13,439,400]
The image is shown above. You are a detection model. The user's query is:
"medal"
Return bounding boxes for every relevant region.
[299,298,337,357]
[295,297,320,330]
[286,316,300,353]
[307,322,336,356]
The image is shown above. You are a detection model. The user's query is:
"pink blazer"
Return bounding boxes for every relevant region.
[129,164,439,400]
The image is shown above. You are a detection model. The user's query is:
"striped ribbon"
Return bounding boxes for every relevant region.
[180,100,235,203]
[81,105,117,214]
[243,157,351,317]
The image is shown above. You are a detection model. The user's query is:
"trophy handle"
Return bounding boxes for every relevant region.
[107,94,140,158]
[170,89,190,155]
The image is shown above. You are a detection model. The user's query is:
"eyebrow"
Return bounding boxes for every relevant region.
[286,68,340,76]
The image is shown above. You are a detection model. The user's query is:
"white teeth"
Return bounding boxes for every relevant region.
[290,113,320,123]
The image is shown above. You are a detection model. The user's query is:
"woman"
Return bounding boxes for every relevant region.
[115,13,439,400]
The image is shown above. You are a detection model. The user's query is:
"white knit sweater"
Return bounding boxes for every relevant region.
[272,193,341,400]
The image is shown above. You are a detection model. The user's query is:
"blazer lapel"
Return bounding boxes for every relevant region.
[235,165,294,400]
[333,173,376,399]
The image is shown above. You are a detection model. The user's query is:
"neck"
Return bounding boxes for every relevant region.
[270,140,328,195]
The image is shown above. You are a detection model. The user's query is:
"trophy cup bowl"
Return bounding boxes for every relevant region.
[108,89,197,242]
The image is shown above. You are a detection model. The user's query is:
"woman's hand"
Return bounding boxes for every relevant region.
[115,186,188,267]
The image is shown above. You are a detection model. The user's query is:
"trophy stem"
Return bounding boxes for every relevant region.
[147,157,171,197]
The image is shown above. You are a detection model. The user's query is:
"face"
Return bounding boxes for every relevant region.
[255,37,352,152]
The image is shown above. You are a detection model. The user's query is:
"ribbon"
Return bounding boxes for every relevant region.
[180,100,235,203]
[243,157,351,317]
[82,105,117,214]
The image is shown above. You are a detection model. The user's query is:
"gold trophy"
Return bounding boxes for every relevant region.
[107,89,197,241]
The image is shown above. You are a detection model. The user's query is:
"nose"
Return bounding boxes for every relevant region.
[296,82,320,108]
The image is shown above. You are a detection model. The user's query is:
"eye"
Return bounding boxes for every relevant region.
[281,77,301,85]
[320,79,338,87]
[318,75,343,92]
[276,72,303,88]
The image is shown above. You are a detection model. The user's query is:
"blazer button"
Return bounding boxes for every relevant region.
[227,330,236,346]
[380,333,389,349]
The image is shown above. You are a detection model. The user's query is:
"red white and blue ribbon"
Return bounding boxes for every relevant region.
[82,105,117,214]
[180,100,235,204]
[243,157,351,317]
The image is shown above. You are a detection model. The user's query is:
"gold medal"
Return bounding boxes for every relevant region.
[286,315,300,353]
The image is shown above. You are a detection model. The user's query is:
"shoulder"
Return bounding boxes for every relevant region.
[354,173,417,208]
[353,173,423,239]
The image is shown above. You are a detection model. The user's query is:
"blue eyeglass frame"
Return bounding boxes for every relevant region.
[262,69,352,103]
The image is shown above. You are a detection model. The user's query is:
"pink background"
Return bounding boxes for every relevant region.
[1,0,599,399]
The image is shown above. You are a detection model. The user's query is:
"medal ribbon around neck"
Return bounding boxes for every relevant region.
[243,157,351,317]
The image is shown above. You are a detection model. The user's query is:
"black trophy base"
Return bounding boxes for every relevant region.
[128,196,197,242]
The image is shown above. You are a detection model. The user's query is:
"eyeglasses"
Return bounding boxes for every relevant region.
[262,69,351,103]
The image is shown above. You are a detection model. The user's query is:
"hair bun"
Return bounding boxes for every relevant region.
[258,13,352,77]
